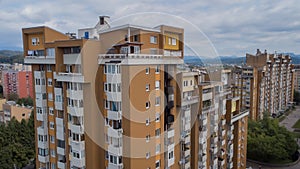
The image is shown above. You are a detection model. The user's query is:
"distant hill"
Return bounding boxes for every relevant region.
[0,50,24,64]
[184,53,300,65]
[184,56,245,66]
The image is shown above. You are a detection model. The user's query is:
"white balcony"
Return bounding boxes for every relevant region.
[57,147,65,155]
[164,50,182,57]
[182,96,199,106]
[34,71,45,78]
[168,128,175,138]
[63,53,81,64]
[184,122,191,131]
[168,143,175,151]
[106,73,122,83]
[228,162,233,169]
[184,149,190,157]
[35,85,46,94]
[199,142,207,150]
[38,155,49,163]
[25,56,55,64]
[108,144,122,155]
[37,140,48,149]
[185,136,190,143]
[211,137,218,144]
[56,118,65,140]
[36,99,47,107]
[221,119,226,126]
[70,140,85,152]
[221,139,225,146]
[68,123,84,134]
[202,92,212,101]
[70,156,85,168]
[200,118,207,126]
[108,163,123,169]
[55,101,64,111]
[55,72,85,83]
[37,126,48,135]
[36,112,46,122]
[67,106,84,117]
[67,90,83,100]
[57,161,66,169]
[107,126,123,138]
[211,147,218,154]
[106,92,122,101]
[107,110,122,121]
[221,130,226,136]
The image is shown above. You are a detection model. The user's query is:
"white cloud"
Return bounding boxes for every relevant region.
[0,0,299,56]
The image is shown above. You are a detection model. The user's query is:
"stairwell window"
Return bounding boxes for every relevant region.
[146,152,150,159]
[150,36,157,44]
[146,67,150,74]
[32,37,39,46]
[155,81,160,90]
[146,118,150,126]
[146,84,150,91]
[146,101,150,109]
[155,65,160,74]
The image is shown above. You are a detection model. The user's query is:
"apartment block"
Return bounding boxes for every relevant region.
[232,49,294,120]
[293,64,300,92]
[23,16,248,169]
[1,69,33,98]
[0,101,33,123]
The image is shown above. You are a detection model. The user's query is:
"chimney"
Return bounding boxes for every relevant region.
[256,49,261,55]
[99,16,110,25]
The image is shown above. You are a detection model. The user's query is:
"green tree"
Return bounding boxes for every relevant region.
[247,117,298,163]
[7,93,19,101]
[0,115,35,168]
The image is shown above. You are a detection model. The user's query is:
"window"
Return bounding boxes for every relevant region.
[48,78,52,86]
[155,97,160,106]
[156,144,161,154]
[155,160,160,168]
[155,128,160,137]
[155,81,160,90]
[190,80,193,86]
[168,37,172,45]
[49,107,54,115]
[155,113,160,122]
[171,38,177,45]
[183,80,188,87]
[146,118,150,126]
[150,36,157,44]
[46,65,52,72]
[168,151,174,159]
[50,149,56,157]
[32,37,39,46]
[155,66,160,74]
[133,35,139,42]
[51,163,56,169]
[146,84,150,91]
[105,100,110,109]
[50,122,55,130]
[50,135,55,143]
[48,93,53,101]
[146,67,150,74]
[146,101,150,109]
[146,135,150,142]
[125,34,128,41]
[146,152,150,159]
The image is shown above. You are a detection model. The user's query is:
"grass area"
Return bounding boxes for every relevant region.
[268,159,294,164]
[292,119,300,129]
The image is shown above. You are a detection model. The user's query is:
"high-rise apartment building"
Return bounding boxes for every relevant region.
[1,69,33,98]
[23,16,248,169]
[232,49,294,120]
[293,64,300,92]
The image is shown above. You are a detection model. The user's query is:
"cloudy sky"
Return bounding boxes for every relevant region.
[0,0,300,57]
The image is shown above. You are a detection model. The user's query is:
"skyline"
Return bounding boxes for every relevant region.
[1,0,300,57]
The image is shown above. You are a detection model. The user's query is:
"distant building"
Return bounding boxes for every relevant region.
[1,69,33,98]
[0,101,32,123]
[232,49,294,120]
[293,64,300,92]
